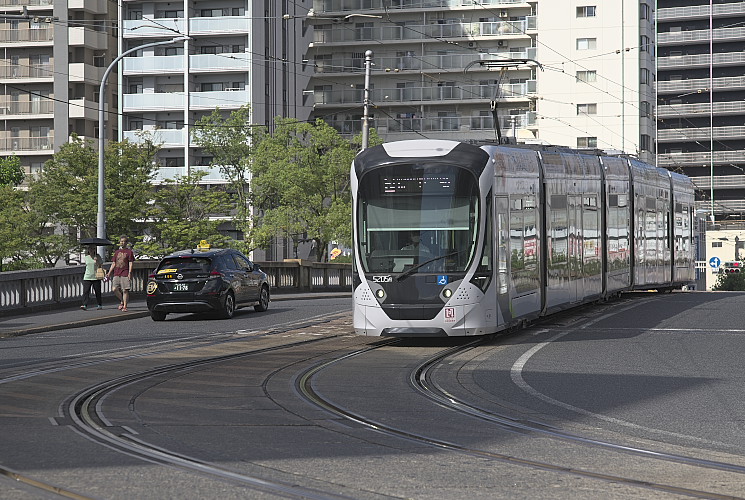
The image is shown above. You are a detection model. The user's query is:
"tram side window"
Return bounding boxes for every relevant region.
[511,195,539,294]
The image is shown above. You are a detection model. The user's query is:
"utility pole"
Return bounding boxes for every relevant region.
[361,50,373,151]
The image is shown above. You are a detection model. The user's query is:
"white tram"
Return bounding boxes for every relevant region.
[351,140,696,337]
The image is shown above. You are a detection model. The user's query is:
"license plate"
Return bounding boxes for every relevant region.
[173,283,190,291]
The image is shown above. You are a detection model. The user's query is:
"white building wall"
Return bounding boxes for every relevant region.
[536,1,655,160]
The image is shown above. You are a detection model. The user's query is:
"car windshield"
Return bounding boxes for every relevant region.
[156,256,213,274]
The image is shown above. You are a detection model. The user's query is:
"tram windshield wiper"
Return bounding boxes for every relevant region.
[396,251,459,282]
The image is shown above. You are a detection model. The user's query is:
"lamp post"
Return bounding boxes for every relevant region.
[361,49,373,150]
[97,36,188,257]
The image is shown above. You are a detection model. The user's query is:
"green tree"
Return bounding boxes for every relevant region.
[0,156,24,186]
[712,271,745,291]
[136,171,234,258]
[251,118,377,262]
[191,105,252,248]
[26,135,159,264]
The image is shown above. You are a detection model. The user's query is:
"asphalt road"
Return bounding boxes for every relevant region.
[2,292,745,499]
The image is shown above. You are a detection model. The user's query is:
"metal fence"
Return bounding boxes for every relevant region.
[0,260,353,317]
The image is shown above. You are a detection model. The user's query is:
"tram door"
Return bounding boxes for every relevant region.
[568,195,583,302]
[495,195,510,326]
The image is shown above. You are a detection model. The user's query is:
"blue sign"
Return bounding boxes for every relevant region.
[437,275,449,285]
[709,256,721,269]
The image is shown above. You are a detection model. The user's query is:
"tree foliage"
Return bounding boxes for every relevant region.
[712,271,745,291]
[191,105,252,248]
[0,156,24,186]
[136,171,234,258]
[250,118,377,261]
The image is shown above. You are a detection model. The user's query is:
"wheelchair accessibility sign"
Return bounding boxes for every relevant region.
[437,275,449,285]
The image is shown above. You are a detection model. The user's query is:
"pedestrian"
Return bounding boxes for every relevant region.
[107,235,135,312]
[80,246,104,310]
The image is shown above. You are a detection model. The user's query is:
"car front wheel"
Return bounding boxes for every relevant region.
[254,285,270,312]
[220,291,236,319]
[151,310,167,322]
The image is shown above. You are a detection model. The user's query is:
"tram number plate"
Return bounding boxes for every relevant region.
[444,307,456,323]
[173,283,190,292]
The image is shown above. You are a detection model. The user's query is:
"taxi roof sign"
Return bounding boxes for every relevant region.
[197,240,211,251]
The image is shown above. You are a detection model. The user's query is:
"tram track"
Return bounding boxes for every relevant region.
[297,336,745,500]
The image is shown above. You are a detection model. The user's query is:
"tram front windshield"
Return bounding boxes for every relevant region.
[357,163,480,274]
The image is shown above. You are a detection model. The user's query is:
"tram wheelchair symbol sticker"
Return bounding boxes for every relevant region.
[444,307,456,323]
[437,275,449,285]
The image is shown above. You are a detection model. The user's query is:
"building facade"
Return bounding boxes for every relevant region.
[306,0,655,164]
[656,0,745,222]
[119,0,312,183]
[0,0,117,177]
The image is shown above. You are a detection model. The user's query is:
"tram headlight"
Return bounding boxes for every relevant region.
[376,288,386,299]
[443,289,453,299]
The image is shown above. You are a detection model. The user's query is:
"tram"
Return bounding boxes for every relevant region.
[351,139,696,337]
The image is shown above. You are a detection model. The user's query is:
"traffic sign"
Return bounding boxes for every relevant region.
[709,256,721,269]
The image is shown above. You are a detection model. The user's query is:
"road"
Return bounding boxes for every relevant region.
[2,292,745,499]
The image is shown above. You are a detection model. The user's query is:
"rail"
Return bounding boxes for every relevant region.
[0,260,353,317]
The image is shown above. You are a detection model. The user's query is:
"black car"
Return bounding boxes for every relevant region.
[146,247,270,321]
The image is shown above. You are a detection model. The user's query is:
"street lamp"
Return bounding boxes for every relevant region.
[97,36,188,257]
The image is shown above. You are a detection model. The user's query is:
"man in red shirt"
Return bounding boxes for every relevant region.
[107,236,135,312]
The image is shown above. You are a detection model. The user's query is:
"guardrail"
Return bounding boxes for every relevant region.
[0,260,353,317]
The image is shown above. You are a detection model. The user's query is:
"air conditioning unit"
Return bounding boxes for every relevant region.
[499,10,508,17]
[497,40,505,47]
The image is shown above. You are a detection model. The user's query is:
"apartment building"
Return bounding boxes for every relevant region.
[306,0,654,163]
[0,0,116,177]
[120,0,312,183]
[657,0,745,221]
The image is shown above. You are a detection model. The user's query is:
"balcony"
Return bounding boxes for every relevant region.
[658,75,745,94]
[658,126,745,143]
[68,26,107,49]
[658,101,745,118]
[0,64,53,80]
[690,175,745,191]
[657,2,745,21]
[313,82,534,106]
[0,135,53,152]
[0,0,53,6]
[68,62,104,83]
[123,16,249,38]
[68,98,98,120]
[124,128,186,146]
[122,53,250,75]
[123,90,248,112]
[327,112,536,135]
[0,99,54,117]
[658,51,745,70]
[315,48,536,74]
[658,26,745,46]
[313,18,535,44]
[316,0,527,13]
[0,27,53,44]
[657,149,745,167]
[68,0,106,14]
[153,165,227,184]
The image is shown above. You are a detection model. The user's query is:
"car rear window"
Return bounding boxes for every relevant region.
[156,256,213,274]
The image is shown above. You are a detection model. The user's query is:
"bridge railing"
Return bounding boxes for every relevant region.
[0,260,353,317]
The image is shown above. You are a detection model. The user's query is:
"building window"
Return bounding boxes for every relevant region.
[640,3,651,20]
[640,35,650,52]
[640,101,651,118]
[129,120,143,130]
[577,103,597,115]
[712,241,723,248]
[577,137,597,148]
[640,68,651,84]
[576,6,596,17]
[640,134,651,152]
[576,38,596,50]
[576,70,597,82]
